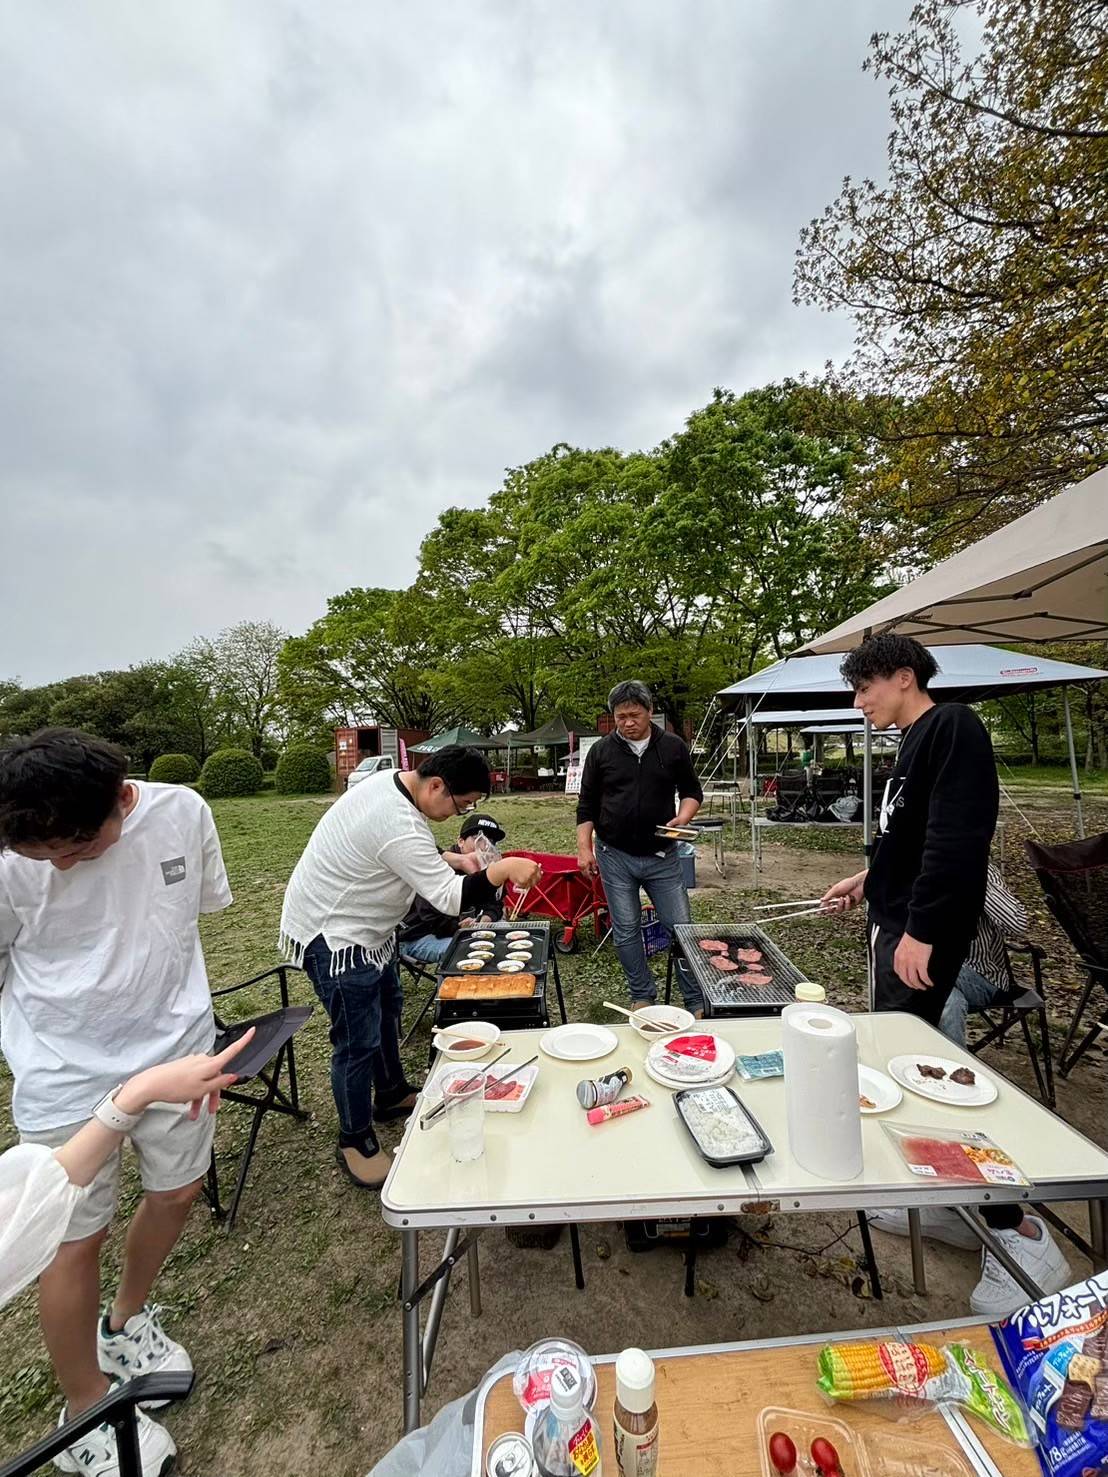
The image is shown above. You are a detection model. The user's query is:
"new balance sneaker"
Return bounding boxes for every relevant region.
[54,1392,175,1476]
[865,1206,981,1250]
[98,1306,192,1408]
[969,1215,1072,1317]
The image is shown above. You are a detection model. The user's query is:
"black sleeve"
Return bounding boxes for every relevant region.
[460,869,500,912]
[673,738,703,803]
[906,708,999,945]
[575,744,602,826]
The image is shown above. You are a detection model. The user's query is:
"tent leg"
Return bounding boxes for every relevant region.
[747,702,758,884]
[863,715,874,1010]
[1063,688,1085,838]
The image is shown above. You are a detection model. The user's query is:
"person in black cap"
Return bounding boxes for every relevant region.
[398,812,508,964]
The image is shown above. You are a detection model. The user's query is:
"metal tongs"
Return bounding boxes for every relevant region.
[751,897,838,924]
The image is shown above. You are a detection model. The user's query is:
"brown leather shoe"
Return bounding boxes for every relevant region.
[335,1143,391,1189]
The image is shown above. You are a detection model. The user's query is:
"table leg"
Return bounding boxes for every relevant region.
[401,1228,421,1433]
[1090,1199,1108,1268]
[907,1209,927,1297]
[421,1229,458,1391]
[468,1235,482,1316]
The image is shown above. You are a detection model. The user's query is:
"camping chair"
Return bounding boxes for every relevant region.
[204,965,312,1230]
[964,939,1055,1108]
[398,947,439,1046]
[1025,834,1108,1077]
[0,1374,193,1477]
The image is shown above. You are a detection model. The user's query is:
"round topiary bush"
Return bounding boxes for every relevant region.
[148,753,200,785]
[199,748,265,798]
[274,743,333,795]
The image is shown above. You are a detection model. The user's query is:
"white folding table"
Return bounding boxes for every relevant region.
[382,1013,1108,1431]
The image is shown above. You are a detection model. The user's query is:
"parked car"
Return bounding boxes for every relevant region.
[346,754,397,790]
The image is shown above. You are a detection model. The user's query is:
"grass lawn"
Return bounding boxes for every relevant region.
[2,782,1107,1474]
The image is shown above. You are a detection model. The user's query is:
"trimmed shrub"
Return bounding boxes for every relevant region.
[200,748,265,798]
[148,753,200,785]
[274,743,333,795]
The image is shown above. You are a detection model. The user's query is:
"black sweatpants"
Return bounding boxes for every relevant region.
[870,923,1021,1233]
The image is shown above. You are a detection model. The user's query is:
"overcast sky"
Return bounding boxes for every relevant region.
[1,1,908,685]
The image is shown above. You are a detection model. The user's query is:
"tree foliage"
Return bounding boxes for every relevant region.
[148,753,201,785]
[274,743,332,795]
[795,0,1108,549]
[199,747,265,798]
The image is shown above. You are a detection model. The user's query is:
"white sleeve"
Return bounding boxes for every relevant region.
[198,803,233,914]
[378,830,464,917]
[0,884,19,993]
[0,1144,83,1309]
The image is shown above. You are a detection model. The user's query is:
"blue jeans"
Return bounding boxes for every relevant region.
[939,963,1001,1049]
[401,933,451,964]
[301,936,408,1150]
[595,841,701,1010]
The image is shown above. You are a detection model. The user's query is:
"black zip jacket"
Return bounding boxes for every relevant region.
[865,702,999,949]
[576,728,703,856]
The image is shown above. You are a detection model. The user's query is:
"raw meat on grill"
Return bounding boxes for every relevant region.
[698,939,729,953]
[736,949,763,964]
[739,972,772,987]
[709,955,740,972]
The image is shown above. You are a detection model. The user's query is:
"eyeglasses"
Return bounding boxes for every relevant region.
[446,785,479,816]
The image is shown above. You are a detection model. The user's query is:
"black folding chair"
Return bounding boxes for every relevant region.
[964,939,1055,1107]
[0,1373,193,1477]
[204,964,312,1229]
[1025,834,1108,1077]
[398,948,439,1047]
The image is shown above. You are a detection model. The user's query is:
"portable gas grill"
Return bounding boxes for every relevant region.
[665,923,808,1016]
[431,921,567,1050]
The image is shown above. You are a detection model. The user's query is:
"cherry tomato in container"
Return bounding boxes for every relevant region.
[767,1431,798,1474]
[810,1435,843,1475]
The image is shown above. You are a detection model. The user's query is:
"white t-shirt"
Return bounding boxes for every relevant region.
[280,771,463,971]
[625,735,651,758]
[0,782,232,1131]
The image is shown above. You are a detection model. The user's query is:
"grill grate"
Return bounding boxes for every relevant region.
[674,923,806,1014]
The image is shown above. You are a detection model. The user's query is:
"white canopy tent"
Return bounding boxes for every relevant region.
[716,644,1108,869]
[799,466,1108,655]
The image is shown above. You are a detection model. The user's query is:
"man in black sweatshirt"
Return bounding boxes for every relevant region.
[576,680,704,1010]
[822,634,999,1024]
[822,635,1069,1313]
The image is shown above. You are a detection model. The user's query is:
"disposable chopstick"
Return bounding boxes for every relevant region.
[753,897,825,911]
[753,904,834,924]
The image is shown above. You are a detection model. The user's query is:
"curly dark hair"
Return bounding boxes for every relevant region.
[0,728,129,849]
[840,635,939,692]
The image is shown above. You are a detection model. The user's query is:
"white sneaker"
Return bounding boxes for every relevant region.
[98,1305,192,1408]
[969,1216,1072,1318]
[54,1394,175,1475]
[865,1206,980,1250]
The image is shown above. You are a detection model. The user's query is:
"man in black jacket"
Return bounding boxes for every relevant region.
[398,813,507,964]
[576,680,704,1010]
[820,637,1067,1313]
[821,635,999,1026]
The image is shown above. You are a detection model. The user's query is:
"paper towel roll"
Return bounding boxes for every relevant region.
[782,1002,863,1181]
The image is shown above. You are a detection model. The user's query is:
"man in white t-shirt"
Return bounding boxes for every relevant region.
[0,728,233,1477]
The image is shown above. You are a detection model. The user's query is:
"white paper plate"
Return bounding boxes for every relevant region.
[887,1054,998,1107]
[629,1004,695,1041]
[858,1065,902,1114]
[644,1034,736,1090]
[539,1023,619,1062]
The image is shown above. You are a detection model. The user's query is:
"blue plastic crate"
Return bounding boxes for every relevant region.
[641,905,670,957]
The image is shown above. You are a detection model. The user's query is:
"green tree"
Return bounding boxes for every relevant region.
[795,0,1108,548]
[213,621,288,758]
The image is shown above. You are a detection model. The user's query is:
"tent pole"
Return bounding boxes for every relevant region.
[747,699,758,884]
[1063,688,1085,837]
[506,740,511,796]
[864,713,874,1010]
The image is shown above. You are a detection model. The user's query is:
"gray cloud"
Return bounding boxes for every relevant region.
[0,0,907,683]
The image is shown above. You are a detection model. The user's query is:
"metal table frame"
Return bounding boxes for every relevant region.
[384,1016,1108,1432]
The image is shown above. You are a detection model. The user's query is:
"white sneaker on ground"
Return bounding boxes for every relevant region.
[865,1206,980,1250]
[98,1305,192,1408]
[969,1216,1071,1317]
[54,1392,175,1476]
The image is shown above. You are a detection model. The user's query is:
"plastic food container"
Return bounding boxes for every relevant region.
[513,1338,597,1415]
[674,1085,773,1167]
[758,1406,867,1477]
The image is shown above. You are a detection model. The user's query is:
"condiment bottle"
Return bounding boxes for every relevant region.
[612,1347,658,1477]
[533,1364,602,1476]
[794,981,826,1004]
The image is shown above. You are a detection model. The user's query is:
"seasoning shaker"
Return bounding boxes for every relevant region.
[612,1347,658,1477]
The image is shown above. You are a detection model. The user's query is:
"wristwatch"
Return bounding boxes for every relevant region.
[92,1086,143,1133]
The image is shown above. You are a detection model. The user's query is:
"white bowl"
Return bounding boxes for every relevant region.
[630,1004,695,1040]
[436,1021,501,1060]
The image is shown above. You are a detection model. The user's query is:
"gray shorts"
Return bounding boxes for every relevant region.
[21,1102,216,1243]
